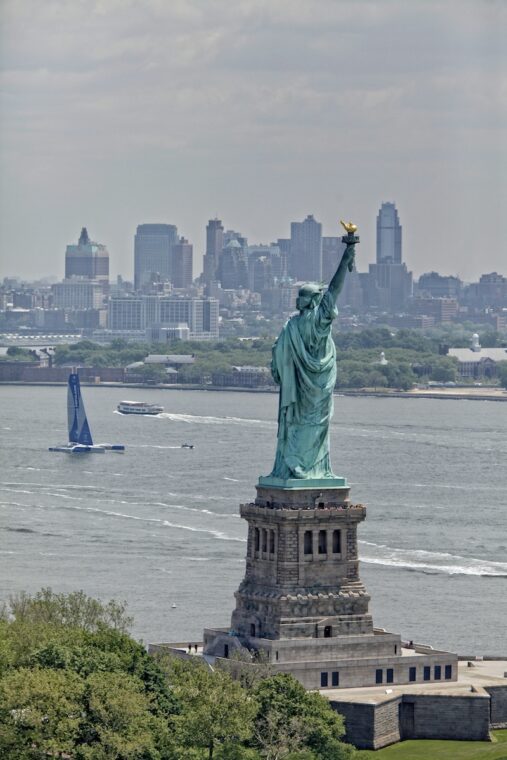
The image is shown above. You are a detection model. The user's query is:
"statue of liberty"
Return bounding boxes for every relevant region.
[266,224,358,482]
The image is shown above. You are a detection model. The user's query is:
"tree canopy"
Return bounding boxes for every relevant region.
[0,589,356,759]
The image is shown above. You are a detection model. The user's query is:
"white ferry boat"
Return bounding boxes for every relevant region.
[117,400,164,415]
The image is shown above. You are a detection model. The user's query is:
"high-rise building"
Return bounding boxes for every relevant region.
[417,272,462,299]
[134,224,178,291]
[376,202,402,264]
[369,202,412,311]
[171,238,193,289]
[65,228,109,284]
[289,215,322,282]
[322,236,345,282]
[219,239,249,290]
[203,218,224,286]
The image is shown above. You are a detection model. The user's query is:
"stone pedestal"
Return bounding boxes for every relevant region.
[231,483,371,640]
[202,482,457,692]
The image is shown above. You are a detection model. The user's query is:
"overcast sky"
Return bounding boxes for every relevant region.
[0,0,505,282]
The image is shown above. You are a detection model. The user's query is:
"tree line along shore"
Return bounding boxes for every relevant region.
[2,325,507,391]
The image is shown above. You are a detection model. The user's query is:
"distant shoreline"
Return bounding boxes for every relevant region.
[1,381,507,402]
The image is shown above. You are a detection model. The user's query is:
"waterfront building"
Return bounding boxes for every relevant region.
[108,295,219,339]
[289,214,322,282]
[134,224,178,291]
[65,228,109,284]
[448,333,507,378]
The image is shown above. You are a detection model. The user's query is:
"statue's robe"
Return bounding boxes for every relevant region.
[270,290,338,479]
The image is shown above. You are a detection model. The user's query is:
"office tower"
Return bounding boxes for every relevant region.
[368,261,412,311]
[223,230,248,249]
[171,238,193,289]
[65,228,109,284]
[203,218,224,285]
[219,239,249,290]
[322,236,346,282]
[376,202,402,264]
[417,272,462,299]
[289,215,322,282]
[276,238,290,279]
[369,202,412,311]
[134,224,178,291]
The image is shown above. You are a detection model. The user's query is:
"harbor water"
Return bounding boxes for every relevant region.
[1,385,506,654]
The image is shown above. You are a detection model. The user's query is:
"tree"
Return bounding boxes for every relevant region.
[429,359,457,383]
[162,658,257,760]
[0,590,179,758]
[498,361,507,389]
[6,588,133,633]
[252,674,353,760]
[0,667,84,759]
[78,670,174,759]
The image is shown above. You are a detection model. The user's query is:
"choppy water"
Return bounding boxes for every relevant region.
[1,386,506,654]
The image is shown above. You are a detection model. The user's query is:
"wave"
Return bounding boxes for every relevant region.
[162,520,246,542]
[157,412,274,428]
[131,442,188,450]
[1,481,110,493]
[358,541,507,577]
[27,500,245,543]
[152,501,237,518]
[0,500,27,508]
[3,527,37,534]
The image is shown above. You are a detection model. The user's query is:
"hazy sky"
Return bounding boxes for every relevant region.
[1,0,505,282]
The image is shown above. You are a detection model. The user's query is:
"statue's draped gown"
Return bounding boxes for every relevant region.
[270,290,338,479]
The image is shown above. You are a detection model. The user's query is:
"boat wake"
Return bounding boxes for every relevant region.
[359,541,507,577]
[157,412,274,428]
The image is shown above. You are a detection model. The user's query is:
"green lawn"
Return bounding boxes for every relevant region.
[356,730,507,760]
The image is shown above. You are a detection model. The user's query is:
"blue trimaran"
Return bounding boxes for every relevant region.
[49,373,125,454]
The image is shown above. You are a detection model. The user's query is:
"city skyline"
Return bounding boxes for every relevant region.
[1,1,505,281]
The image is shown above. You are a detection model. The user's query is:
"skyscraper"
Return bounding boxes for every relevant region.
[322,236,345,282]
[171,237,193,289]
[369,202,412,310]
[203,218,224,286]
[289,214,322,282]
[376,202,402,264]
[134,224,178,291]
[65,228,109,284]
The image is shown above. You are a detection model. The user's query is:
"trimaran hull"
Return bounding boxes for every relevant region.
[49,373,125,454]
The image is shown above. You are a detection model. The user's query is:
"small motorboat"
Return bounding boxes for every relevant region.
[181,443,194,449]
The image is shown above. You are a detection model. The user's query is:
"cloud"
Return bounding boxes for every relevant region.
[0,0,506,279]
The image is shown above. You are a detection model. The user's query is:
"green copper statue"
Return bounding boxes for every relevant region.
[266,222,359,483]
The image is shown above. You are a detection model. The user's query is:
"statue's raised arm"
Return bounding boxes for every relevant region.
[261,221,359,487]
[327,221,359,303]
